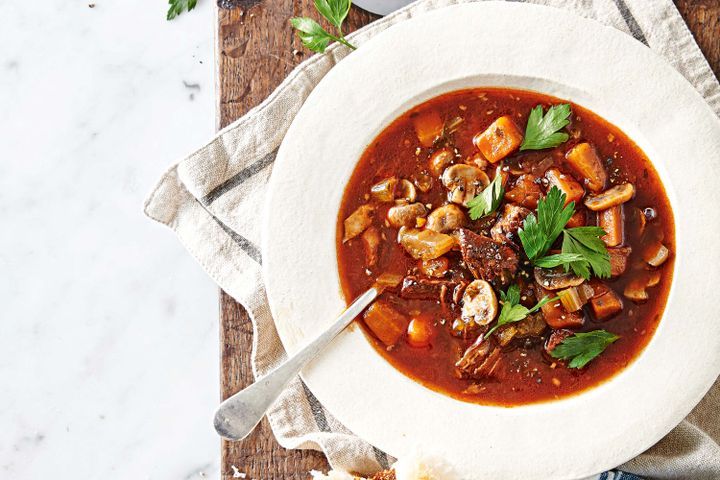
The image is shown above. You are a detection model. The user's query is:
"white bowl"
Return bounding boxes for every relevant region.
[263,3,720,479]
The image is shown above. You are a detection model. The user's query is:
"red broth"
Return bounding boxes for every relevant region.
[337,88,674,406]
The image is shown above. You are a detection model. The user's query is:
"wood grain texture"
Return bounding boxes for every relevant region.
[216,4,377,479]
[216,1,717,478]
[675,0,720,76]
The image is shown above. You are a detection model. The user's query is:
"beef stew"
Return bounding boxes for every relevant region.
[337,88,674,405]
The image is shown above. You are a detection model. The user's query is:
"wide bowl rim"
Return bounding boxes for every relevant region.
[262,3,720,479]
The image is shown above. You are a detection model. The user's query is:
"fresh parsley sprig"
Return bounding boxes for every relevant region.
[533,252,585,268]
[518,186,610,280]
[167,0,197,20]
[520,104,572,151]
[291,0,356,53]
[550,330,619,368]
[518,186,574,261]
[467,174,504,220]
[486,284,555,337]
[562,227,612,279]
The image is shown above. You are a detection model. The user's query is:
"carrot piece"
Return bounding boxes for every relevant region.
[599,205,624,247]
[406,315,435,348]
[413,110,444,147]
[363,301,409,346]
[473,116,524,163]
[624,277,649,303]
[566,210,586,228]
[589,286,624,321]
[565,143,607,192]
[545,168,585,205]
[537,285,585,329]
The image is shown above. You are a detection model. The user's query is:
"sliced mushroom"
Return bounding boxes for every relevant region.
[426,204,466,233]
[429,148,455,176]
[643,240,670,267]
[534,266,585,291]
[624,277,649,303]
[370,177,398,203]
[441,164,490,206]
[412,172,433,193]
[342,204,374,242]
[395,179,417,203]
[584,183,635,211]
[628,207,647,237]
[398,227,455,260]
[646,270,662,287]
[461,279,498,326]
[387,202,427,228]
[361,226,381,266]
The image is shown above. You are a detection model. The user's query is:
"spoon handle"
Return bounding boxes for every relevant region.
[213,287,379,440]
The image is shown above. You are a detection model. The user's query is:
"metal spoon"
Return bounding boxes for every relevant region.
[213,287,379,440]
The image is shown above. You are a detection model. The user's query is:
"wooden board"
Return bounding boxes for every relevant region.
[216,3,377,479]
[216,2,719,478]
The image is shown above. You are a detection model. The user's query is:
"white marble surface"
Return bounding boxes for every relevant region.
[0,1,223,478]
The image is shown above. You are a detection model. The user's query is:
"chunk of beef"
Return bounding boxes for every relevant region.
[455,336,503,379]
[495,312,547,346]
[504,174,543,209]
[490,203,531,244]
[400,276,457,303]
[457,228,519,287]
[544,329,574,357]
[608,246,632,277]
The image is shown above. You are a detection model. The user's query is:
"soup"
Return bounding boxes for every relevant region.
[337,88,674,405]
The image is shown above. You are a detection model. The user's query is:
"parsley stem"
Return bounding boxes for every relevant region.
[331,33,356,50]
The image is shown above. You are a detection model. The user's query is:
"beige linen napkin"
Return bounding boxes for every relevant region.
[144,0,720,477]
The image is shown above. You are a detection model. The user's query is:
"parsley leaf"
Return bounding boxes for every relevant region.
[290,18,333,53]
[562,227,611,279]
[538,186,575,243]
[467,174,504,220]
[550,330,619,368]
[291,0,356,53]
[167,0,197,20]
[520,104,572,151]
[314,0,351,29]
[534,253,585,269]
[518,186,610,279]
[486,285,555,337]
[518,186,573,261]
